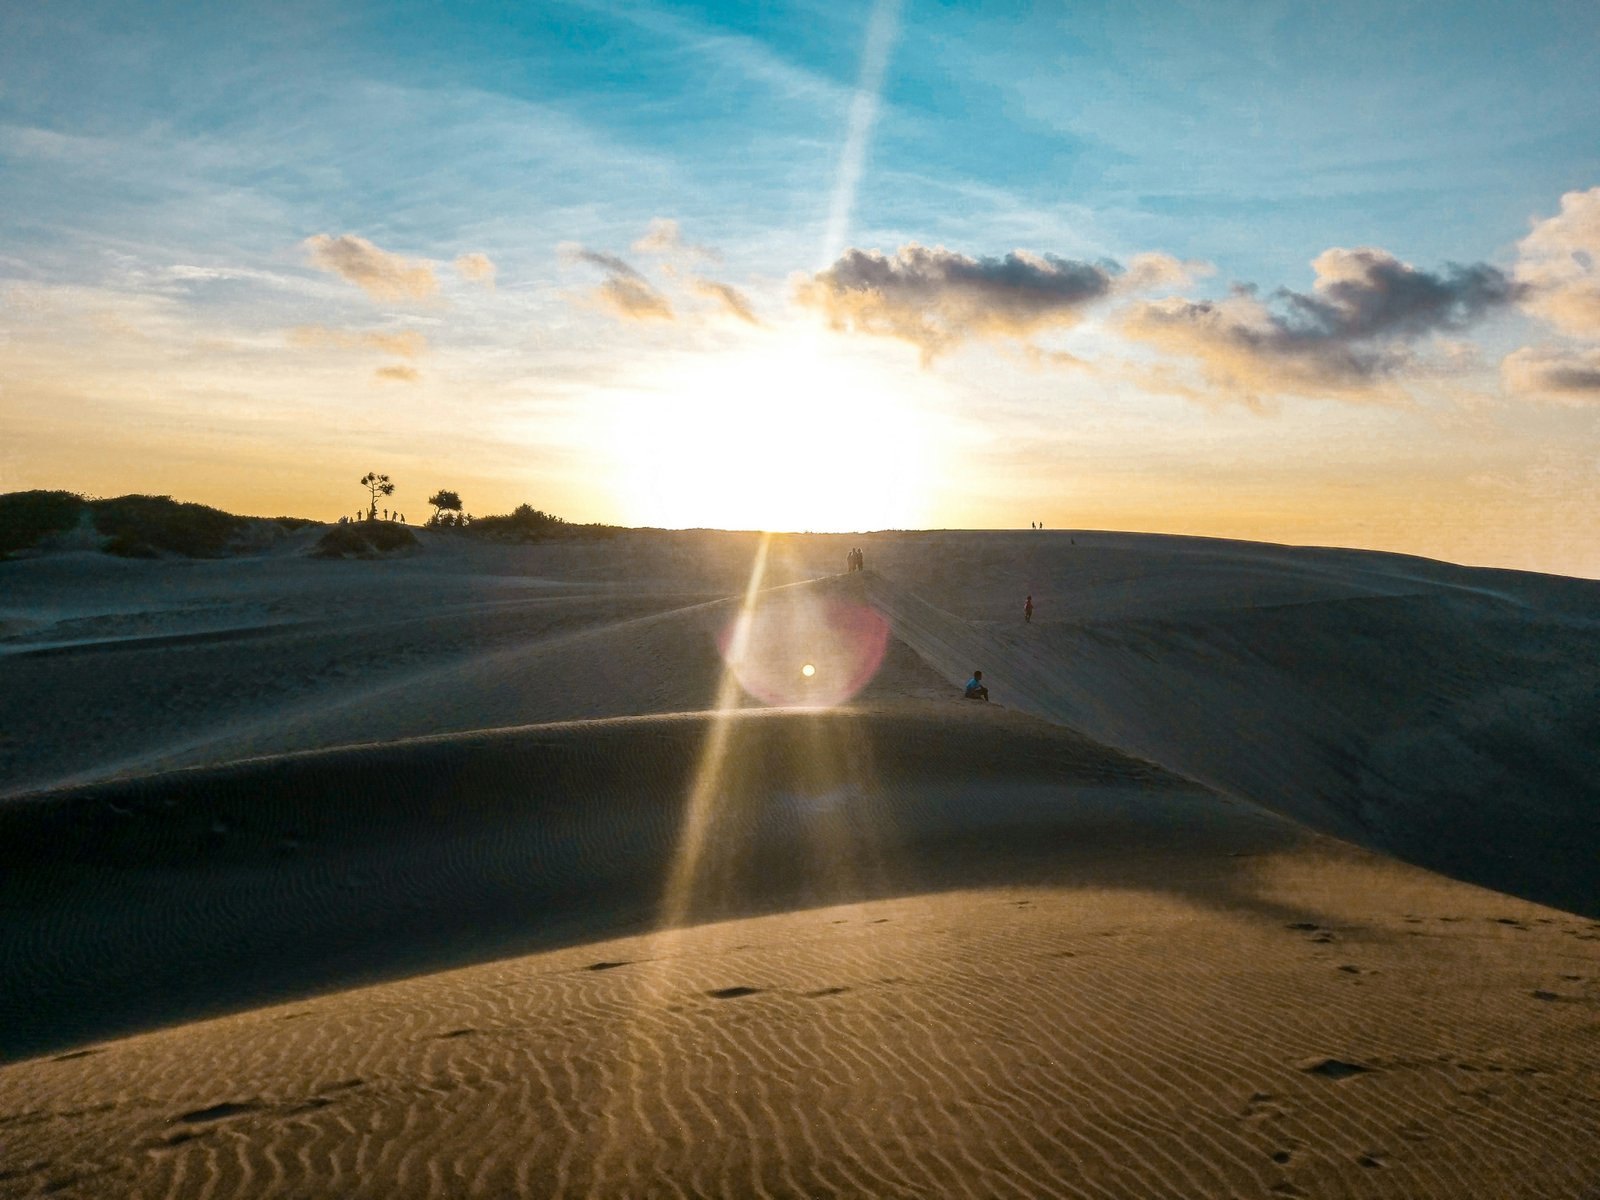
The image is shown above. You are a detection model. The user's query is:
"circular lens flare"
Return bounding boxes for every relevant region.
[719,597,889,708]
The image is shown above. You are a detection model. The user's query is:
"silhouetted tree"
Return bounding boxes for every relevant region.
[360,472,394,521]
[427,489,463,526]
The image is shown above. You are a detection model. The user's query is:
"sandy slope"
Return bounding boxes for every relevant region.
[3,843,1597,1198]
[2,528,1599,1197]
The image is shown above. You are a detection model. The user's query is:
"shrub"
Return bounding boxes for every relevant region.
[0,490,86,557]
[312,522,419,559]
[88,495,246,558]
[467,503,568,542]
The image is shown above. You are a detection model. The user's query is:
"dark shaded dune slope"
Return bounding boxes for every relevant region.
[864,564,1600,917]
[0,705,1297,1063]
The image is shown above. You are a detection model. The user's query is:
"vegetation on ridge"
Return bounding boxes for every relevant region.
[0,491,315,560]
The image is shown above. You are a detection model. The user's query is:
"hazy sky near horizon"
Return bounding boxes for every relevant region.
[3,1,1599,573]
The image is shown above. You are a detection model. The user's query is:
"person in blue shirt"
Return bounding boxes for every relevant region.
[964,670,989,701]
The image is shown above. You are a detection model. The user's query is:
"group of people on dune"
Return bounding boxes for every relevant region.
[845,547,866,572]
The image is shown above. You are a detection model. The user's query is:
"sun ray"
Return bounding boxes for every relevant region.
[820,0,905,266]
[656,530,772,932]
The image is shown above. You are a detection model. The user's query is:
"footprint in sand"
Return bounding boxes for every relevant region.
[584,960,630,972]
[1299,1058,1372,1080]
[706,986,762,1000]
[1242,1092,1288,1125]
[174,1101,263,1124]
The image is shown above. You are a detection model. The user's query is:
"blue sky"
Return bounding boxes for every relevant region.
[3,1,1599,571]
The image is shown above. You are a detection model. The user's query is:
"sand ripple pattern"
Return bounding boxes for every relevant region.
[3,876,1598,1199]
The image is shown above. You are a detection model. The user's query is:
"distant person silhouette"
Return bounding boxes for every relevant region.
[1024,595,1033,623]
[964,670,989,701]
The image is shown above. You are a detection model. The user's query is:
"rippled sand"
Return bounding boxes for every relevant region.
[2,529,1597,1197]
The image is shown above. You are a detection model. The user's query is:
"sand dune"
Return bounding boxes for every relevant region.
[860,559,1600,916]
[2,528,1599,1197]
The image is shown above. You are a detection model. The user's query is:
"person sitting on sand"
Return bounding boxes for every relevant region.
[964,670,989,701]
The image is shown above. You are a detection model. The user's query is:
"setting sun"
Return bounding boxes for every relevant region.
[607,336,942,531]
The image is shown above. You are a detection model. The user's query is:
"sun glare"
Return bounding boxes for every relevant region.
[610,337,938,531]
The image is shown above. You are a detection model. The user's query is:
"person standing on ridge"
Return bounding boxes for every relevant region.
[1024,594,1033,623]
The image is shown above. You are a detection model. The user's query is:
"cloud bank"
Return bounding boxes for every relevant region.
[1505,187,1600,400]
[795,243,1137,360]
[304,235,438,302]
[1515,186,1600,337]
[1122,247,1520,400]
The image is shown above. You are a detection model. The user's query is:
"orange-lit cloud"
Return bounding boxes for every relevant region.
[1120,247,1520,404]
[453,252,497,288]
[692,278,759,324]
[561,243,674,322]
[1501,344,1600,402]
[795,243,1125,361]
[373,364,420,383]
[289,325,429,358]
[304,234,438,301]
[632,217,718,261]
[597,276,674,321]
[1515,186,1600,337]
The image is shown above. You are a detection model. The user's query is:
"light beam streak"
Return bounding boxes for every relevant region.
[819,0,904,267]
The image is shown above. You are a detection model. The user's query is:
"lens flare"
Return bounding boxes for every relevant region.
[719,595,889,708]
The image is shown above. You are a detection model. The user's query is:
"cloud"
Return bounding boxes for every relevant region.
[560,243,645,280]
[632,218,718,262]
[562,244,674,322]
[304,234,438,302]
[373,365,420,384]
[289,326,429,358]
[692,278,760,324]
[596,276,674,321]
[1515,186,1600,338]
[794,243,1125,360]
[1121,252,1214,291]
[1120,247,1521,401]
[453,252,497,288]
[1502,345,1600,402]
